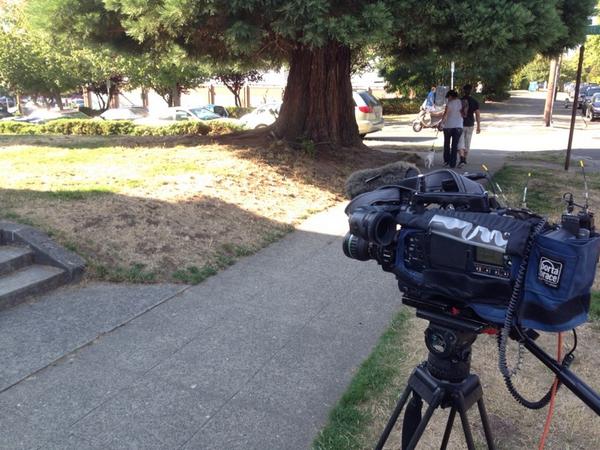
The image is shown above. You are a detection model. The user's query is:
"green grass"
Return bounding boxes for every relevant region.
[260,226,294,246]
[492,164,600,220]
[90,263,157,283]
[43,188,114,200]
[172,265,218,284]
[313,310,411,450]
[172,243,264,284]
[507,151,568,165]
[591,292,600,322]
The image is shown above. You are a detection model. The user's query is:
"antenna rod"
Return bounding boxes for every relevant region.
[580,160,589,211]
[522,172,531,209]
[481,164,509,206]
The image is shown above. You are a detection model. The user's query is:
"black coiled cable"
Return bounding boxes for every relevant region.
[498,218,558,409]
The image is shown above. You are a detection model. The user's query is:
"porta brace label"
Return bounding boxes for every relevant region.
[538,256,563,288]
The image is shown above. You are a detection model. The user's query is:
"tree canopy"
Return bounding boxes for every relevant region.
[128,46,210,107]
[24,0,599,148]
[380,0,596,99]
[0,2,81,106]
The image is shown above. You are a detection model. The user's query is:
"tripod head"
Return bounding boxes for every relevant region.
[424,321,477,382]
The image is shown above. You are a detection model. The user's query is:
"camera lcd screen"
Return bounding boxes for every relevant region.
[475,247,505,266]
[429,234,468,270]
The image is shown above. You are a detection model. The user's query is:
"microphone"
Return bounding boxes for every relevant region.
[345,161,420,199]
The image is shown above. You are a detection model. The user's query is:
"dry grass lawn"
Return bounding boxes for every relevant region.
[0,134,407,282]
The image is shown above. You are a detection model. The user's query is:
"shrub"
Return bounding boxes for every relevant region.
[378,98,421,115]
[40,119,99,135]
[0,121,37,135]
[0,118,240,137]
[167,121,211,136]
[225,106,253,118]
[207,120,246,135]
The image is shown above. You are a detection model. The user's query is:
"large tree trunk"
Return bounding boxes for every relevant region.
[54,92,63,110]
[171,84,181,107]
[274,41,361,149]
[16,93,23,115]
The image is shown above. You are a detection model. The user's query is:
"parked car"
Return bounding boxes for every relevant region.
[0,110,13,119]
[201,104,229,118]
[583,93,600,121]
[566,84,598,109]
[581,86,600,116]
[68,98,85,109]
[239,93,384,137]
[135,106,221,126]
[238,102,281,129]
[0,96,15,109]
[2,110,91,124]
[99,107,149,121]
[353,90,384,137]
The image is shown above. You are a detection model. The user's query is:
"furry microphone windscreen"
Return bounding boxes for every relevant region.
[345,161,420,199]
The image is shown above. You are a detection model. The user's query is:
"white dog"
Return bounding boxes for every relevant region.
[424,149,435,169]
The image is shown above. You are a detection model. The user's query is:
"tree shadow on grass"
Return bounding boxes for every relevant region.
[0,188,295,283]
[0,128,423,203]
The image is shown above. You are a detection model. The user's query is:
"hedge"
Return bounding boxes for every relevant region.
[378,98,421,115]
[0,119,244,137]
[225,106,254,118]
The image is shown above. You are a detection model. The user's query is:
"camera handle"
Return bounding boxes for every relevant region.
[517,327,600,415]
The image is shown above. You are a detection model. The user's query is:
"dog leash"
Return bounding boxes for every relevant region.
[430,128,439,152]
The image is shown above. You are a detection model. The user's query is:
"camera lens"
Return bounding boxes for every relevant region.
[343,233,373,261]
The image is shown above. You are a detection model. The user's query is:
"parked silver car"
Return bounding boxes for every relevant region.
[99,107,149,121]
[135,106,222,126]
[238,102,281,129]
[353,90,384,137]
[239,92,384,138]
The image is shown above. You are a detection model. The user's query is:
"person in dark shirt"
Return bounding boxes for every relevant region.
[457,84,481,168]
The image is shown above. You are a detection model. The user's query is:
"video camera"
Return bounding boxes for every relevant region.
[344,168,599,332]
[343,167,600,416]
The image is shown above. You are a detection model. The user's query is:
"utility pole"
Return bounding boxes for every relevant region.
[566,45,585,171]
[450,61,455,90]
[565,25,600,170]
[543,57,559,127]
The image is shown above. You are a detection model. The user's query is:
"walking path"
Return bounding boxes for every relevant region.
[365,90,600,159]
[0,206,401,449]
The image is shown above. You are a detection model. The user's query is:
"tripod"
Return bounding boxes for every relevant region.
[375,318,496,450]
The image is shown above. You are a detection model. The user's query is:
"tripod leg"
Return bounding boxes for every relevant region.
[405,388,444,450]
[402,394,423,450]
[439,407,457,450]
[455,392,477,450]
[375,384,413,450]
[477,398,496,450]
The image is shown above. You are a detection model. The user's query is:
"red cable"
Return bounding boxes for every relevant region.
[538,332,563,450]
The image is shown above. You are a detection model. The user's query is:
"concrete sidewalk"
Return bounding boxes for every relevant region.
[0,205,401,449]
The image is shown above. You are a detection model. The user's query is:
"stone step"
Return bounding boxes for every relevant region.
[0,245,34,276]
[0,264,66,310]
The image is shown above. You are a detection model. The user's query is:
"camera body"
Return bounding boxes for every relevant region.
[344,169,600,332]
